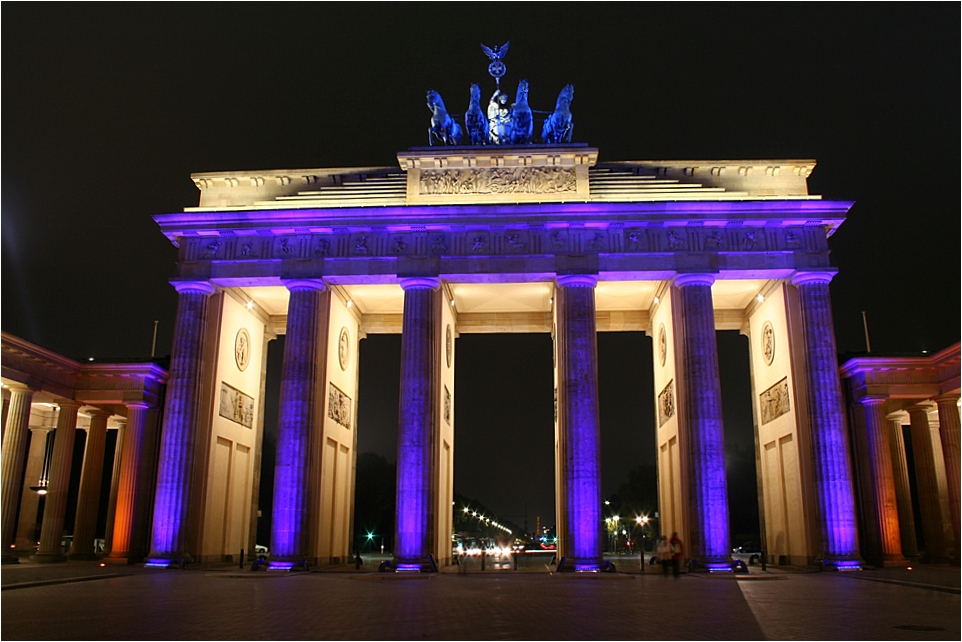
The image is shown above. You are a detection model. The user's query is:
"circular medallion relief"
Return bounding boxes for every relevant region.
[761,321,775,366]
[445,324,453,368]
[658,324,667,367]
[338,327,350,371]
[234,328,251,372]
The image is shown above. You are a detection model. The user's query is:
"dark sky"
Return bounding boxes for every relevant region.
[3,6,958,531]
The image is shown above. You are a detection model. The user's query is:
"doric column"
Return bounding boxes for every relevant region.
[859,397,904,562]
[886,413,918,558]
[70,409,111,559]
[33,400,82,562]
[270,280,327,568]
[15,427,52,550]
[107,405,149,562]
[791,271,860,567]
[935,395,960,551]
[102,421,125,555]
[394,277,441,569]
[555,274,603,570]
[1,385,35,548]
[148,280,215,564]
[674,273,730,568]
[908,404,946,560]
[1,387,11,444]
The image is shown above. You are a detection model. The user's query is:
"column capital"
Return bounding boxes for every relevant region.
[170,280,216,295]
[282,278,326,292]
[906,402,936,415]
[5,383,38,395]
[54,399,83,412]
[673,273,715,288]
[860,395,888,407]
[935,394,961,405]
[124,401,152,411]
[86,407,112,421]
[791,270,837,286]
[556,274,597,288]
[399,276,441,291]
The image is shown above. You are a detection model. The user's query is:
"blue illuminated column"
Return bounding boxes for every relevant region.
[394,277,441,568]
[859,396,904,563]
[791,271,860,567]
[674,274,730,568]
[270,280,328,568]
[1,385,35,549]
[33,400,82,562]
[556,274,602,570]
[148,280,215,564]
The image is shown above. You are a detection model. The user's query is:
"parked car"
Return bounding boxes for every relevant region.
[732,541,761,565]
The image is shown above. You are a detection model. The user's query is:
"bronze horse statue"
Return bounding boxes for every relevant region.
[509,79,533,144]
[465,84,488,145]
[427,89,462,146]
[541,84,574,144]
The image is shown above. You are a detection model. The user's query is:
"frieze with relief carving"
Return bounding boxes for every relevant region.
[182,224,814,262]
[419,166,576,196]
[658,380,675,427]
[328,383,352,429]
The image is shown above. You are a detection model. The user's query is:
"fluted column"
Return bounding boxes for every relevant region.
[107,406,149,562]
[886,413,918,558]
[102,421,125,555]
[270,280,327,568]
[935,395,960,552]
[1,385,36,549]
[33,400,82,562]
[1,388,11,444]
[555,274,603,570]
[394,277,441,568]
[15,427,52,550]
[791,271,860,567]
[70,409,111,559]
[860,397,904,563]
[148,280,215,564]
[675,274,730,568]
[908,404,946,560]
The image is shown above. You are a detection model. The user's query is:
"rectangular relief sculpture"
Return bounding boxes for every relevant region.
[218,381,254,428]
[328,383,352,429]
[760,377,791,425]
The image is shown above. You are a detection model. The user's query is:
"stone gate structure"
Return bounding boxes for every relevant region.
[144,144,865,571]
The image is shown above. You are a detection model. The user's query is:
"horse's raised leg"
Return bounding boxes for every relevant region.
[428,127,434,147]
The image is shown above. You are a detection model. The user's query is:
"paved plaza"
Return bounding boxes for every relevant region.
[2,560,958,640]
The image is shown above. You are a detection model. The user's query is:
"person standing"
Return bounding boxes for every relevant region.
[669,532,683,578]
[656,536,673,577]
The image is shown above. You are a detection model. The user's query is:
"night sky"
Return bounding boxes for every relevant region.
[3,6,958,533]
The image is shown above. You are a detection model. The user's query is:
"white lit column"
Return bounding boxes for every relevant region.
[33,400,82,562]
[908,404,946,561]
[1,385,35,549]
[70,409,111,559]
[15,427,52,550]
[935,395,960,551]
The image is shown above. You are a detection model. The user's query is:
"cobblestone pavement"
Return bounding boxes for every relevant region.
[1,562,958,640]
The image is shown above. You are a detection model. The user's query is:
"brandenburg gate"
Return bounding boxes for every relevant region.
[146,144,863,571]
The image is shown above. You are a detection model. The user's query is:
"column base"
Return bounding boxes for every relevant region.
[266,558,311,572]
[30,553,67,564]
[691,557,735,573]
[554,557,609,573]
[387,555,439,573]
[1,553,22,565]
[103,554,144,565]
[144,554,192,568]
[821,557,862,571]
